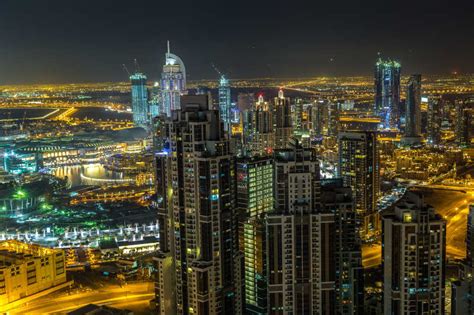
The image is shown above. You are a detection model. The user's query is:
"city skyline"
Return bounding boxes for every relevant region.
[0,0,473,84]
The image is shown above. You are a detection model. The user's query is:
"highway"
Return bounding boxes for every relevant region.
[10,282,154,314]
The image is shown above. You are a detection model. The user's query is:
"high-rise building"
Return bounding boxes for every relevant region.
[327,101,339,137]
[266,141,335,314]
[427,97,442,145]
[338,131,380,237]
[321,179,364,315]
[273,89,292,149]
[402,74,422,145]
[237,93,255,112]
[161,42,186,117]
[219,75,232,132]
[252,95,274,156]
[455,97,473,147]
[235,157,273,314]
[130,72,149,127]
[374,58,401,129]
[382,191,446,315]
[311,100,324,138]
[153,95,241,315]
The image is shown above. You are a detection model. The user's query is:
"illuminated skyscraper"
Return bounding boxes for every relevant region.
[311,100,324,138]
[266,141,335,314]
[273,89,293,149]
[455,97,473,147]
[130,72,149,127]
[327,101,339,137]
[382,192,446,314]
[154,95,241,315]
[402,74,422,145]
[161,42,186,117]
[236,157,273,314]
[374,58,401,129]
[427,97,442,145]
[252,94,274,156]
[219,75,232,132]
[338,131,380,237]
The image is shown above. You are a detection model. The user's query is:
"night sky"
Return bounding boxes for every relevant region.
[0,0,473,84]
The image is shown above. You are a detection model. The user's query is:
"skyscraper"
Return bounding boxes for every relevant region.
[273,89,293,149]
[252,94,274,156]
[130,72,149,127]
[402,74,422,145]
[266,141,335,314]
[311,100,324,138]
[219,75,232,132]
[427,97,442,145]
[236,157,274,314]
[374,58,401,129]
[455,97,473,147]
[382,191,446,314]
[338,131,380,238]
[321,179,364,315]
[154,95,241,315]
[161,42,186,117]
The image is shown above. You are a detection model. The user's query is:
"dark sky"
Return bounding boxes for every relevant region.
[0,0,473,84]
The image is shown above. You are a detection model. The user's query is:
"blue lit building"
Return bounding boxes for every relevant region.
[161,42,186,117]
[219,75,232,132]
[374,58,401,129]
[3,150,39,174]
[130,72,149,127]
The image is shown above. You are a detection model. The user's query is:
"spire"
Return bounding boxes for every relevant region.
[167,40,170,55]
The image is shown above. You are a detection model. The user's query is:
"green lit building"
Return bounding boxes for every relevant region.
[236,156,273,314]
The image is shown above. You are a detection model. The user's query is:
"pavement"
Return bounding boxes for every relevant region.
[10,282,154,315]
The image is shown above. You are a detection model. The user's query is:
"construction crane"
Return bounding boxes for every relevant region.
[122,64,131,77]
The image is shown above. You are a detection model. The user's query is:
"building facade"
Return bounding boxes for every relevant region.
[219,75,232,132]
[273,89,293,149]
[402,74,422,145]
[154,95,241,315]
[427,97,442,145]
[161,42,186,117]
[338,131,380,238]
[130,72,149,127]
[382,192,446,315]
[374,58,401,129]
[252,95,274,156]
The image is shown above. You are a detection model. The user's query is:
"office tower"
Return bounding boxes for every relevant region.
[236,157,273,314]
[241,110,254,156]
[237,93,255,112]
[338,131,380,237]
[327,101,339,136]
[266,141,335,314]
[219,75,232,132]
[273,89,293,149]
[382,191,446,315]
[374,58,401,129]
[236,157,273,218]
[154,95,241,315]
[149,82,161,118]
[252,95,274,156]
[427,98,442,145]
[451,204,474,315]
[311,100,324,138]
[402,74,422,145]
[293,98,311,147]
[455,98,473,147]
[321,179,364,315]
[161,41,186,117]
[130,72,149,127]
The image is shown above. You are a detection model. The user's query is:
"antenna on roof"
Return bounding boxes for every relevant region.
[211,63,222,77]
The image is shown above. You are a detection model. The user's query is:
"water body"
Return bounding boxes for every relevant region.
[0,108,57,119]
[52,164,126,187]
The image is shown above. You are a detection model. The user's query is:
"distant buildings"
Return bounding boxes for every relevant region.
[219,75,232,132]
[455,97,473,147]
[273,89,292,149]
[0,240,67,306]
[129,72,148,127]
[161,42,186,117]
[427,97,442,145]
[374,58,401,129]
[402,74,422,145]
[382,192,446,314]
[338,131,380,237]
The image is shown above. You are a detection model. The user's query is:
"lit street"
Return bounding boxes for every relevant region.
[10,282,154,315]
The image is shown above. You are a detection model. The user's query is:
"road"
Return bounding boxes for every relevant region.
[362,188,474,268]
[10,282,154,315]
